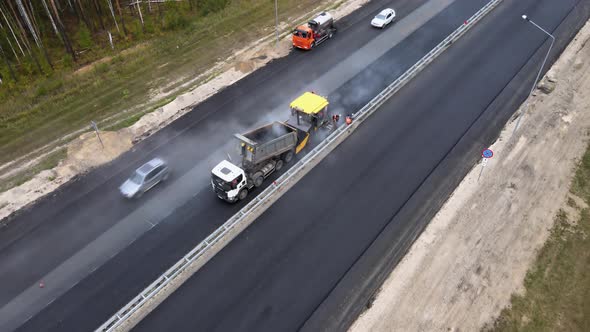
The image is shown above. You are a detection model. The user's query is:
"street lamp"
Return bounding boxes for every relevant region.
[512,14,555,136]
[275,0,279,47]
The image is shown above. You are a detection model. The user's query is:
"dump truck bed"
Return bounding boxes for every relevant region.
[244,122,293,143]
[234,122,298,166]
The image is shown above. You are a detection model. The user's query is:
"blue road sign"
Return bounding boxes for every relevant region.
[482,148,493,159]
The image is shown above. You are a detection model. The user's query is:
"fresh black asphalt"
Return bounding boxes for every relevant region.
[0,0,423,309]
[3,0,432,330]
[6,0,589,330]
[0,0,414,306]
[133,0,589,331]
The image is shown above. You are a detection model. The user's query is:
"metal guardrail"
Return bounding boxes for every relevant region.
[97,1,502,331]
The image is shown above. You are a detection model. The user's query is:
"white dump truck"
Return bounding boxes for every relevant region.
[211,122,304,202]
[211,92,330,203]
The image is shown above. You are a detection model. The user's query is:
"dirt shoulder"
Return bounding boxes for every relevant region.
[489,153,590,330]
[350,18,590,332]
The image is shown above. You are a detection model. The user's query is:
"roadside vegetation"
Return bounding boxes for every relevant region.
[0,148,66,193]
[0,0,331,167]
[488,144,590,332]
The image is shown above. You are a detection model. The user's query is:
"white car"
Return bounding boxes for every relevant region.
[371,8,396,28]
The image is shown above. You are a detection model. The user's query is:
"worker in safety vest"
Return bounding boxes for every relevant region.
[331,114,339,131]
[345,114,352,125]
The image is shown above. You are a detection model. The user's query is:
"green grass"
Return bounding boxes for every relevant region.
[0,148,67,193]
[103,112,148,132]
[103,96,175,132]
[488,144,590,332]
[0,0,329,165]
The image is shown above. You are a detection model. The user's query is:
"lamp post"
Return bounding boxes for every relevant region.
[512,15,555,136]
[275,0,279,47]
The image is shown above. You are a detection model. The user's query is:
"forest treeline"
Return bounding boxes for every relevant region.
[0,0,230,85]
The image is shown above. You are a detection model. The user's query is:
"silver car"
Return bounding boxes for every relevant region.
[119,158,170,198]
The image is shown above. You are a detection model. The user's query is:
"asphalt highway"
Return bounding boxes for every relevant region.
[0,0,455,330]
[133,0,589,331]
[4,0,588,330]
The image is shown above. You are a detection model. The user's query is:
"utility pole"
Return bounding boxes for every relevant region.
[274,0,279,47]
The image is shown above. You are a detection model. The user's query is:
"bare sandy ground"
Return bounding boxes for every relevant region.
[0,131,133,220]
[0,0,369,221]
[350,19,590,332]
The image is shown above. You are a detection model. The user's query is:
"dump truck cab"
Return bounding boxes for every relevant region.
[211,160,247,202]
[292,12,336,50]
[211,122,301,203]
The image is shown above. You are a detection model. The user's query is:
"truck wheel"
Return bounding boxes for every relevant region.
[329,31,334,39]
[238,189,248,201]
[283,150,294,163]
[311,41,316,49]
[253,172,264,187]
[275,160,284,171]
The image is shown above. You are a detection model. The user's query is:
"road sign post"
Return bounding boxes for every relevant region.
[478,148,493,181]
[91,120,104,149]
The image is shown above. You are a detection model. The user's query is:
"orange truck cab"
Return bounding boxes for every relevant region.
[292,12,336,50]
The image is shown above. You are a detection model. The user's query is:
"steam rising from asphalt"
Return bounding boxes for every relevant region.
[135,0,468,214]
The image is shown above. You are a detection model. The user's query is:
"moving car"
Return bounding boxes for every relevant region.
[371,8,396,28]
[120,158,169,198]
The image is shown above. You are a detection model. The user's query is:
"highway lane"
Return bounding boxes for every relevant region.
[0,0,470,330]
[9,0,487,331]
[0,0,423,301]
[130,0,589,331]
[0,0,437,309]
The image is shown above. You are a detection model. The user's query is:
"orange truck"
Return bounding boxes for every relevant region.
[292,12,336,50]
